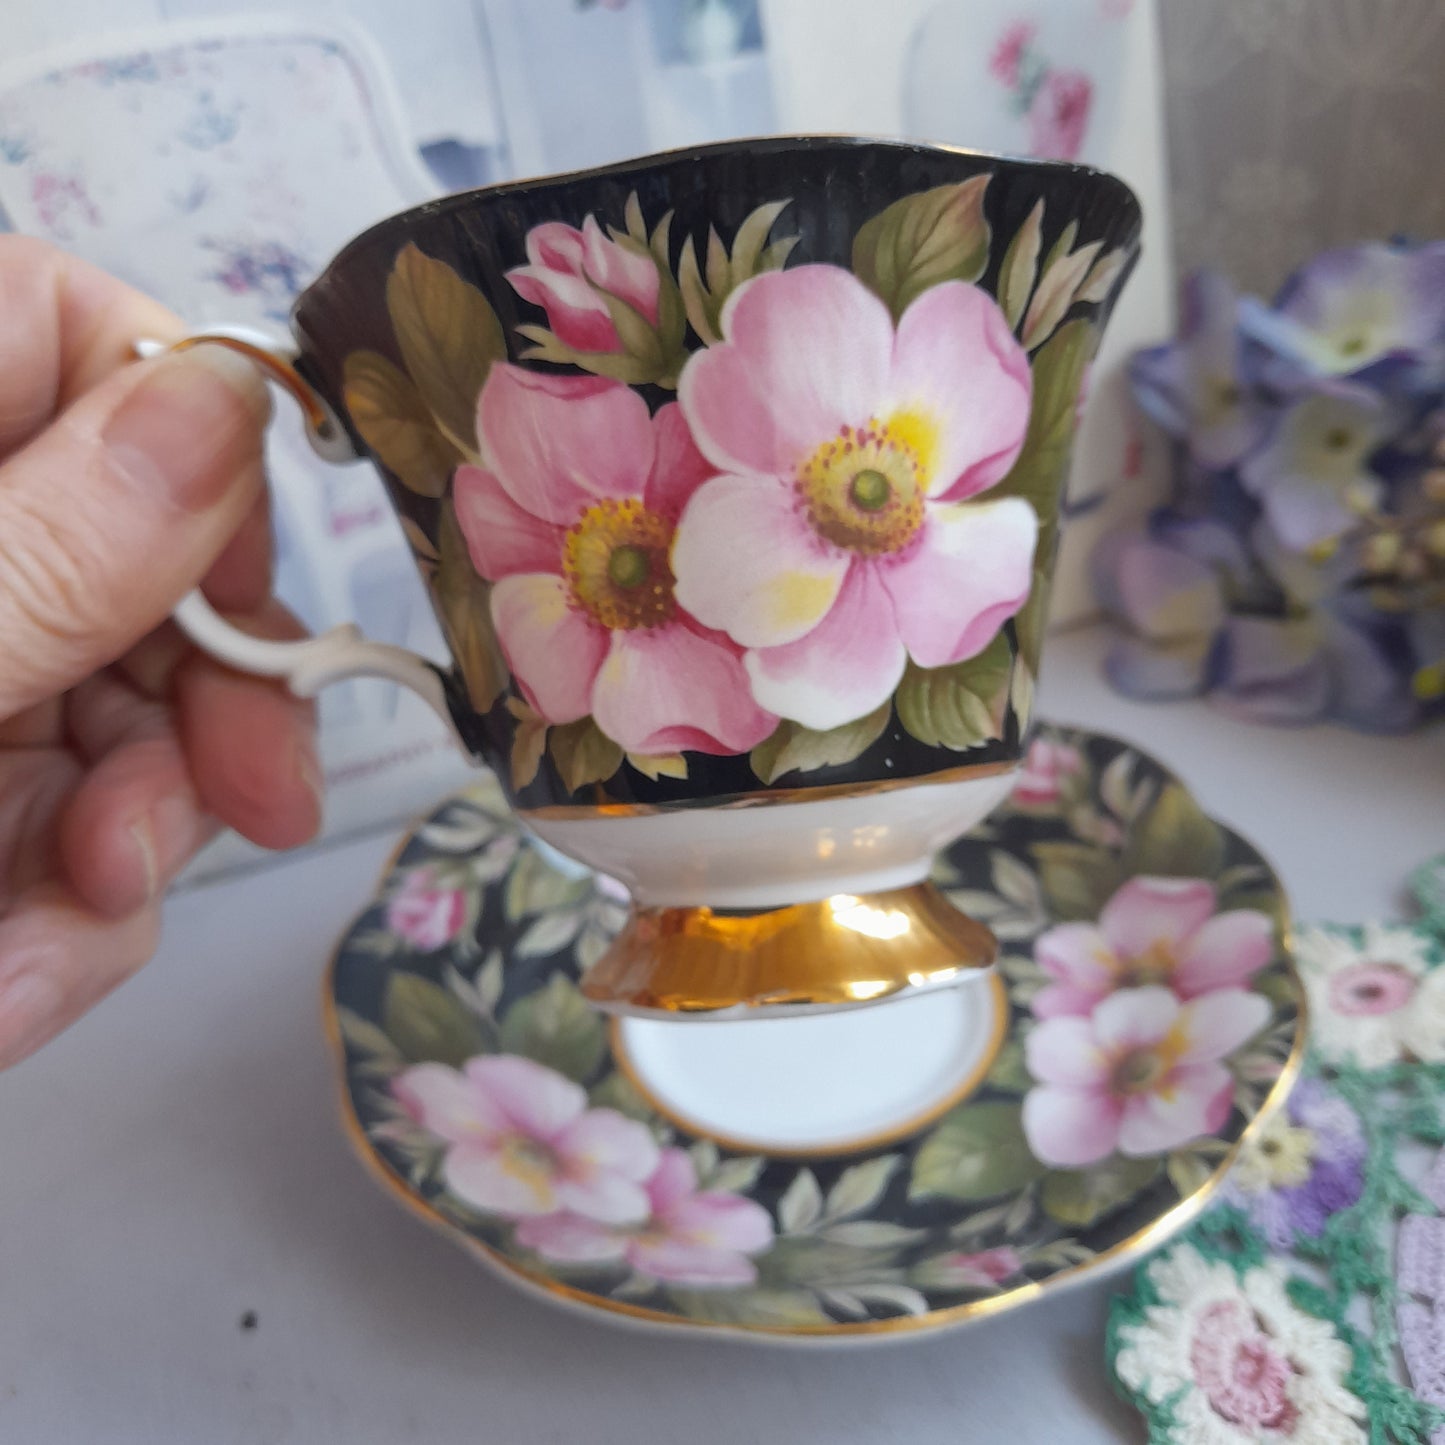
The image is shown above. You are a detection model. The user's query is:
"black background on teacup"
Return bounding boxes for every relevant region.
[330,730,1297,1324]
[292,138,1143,811]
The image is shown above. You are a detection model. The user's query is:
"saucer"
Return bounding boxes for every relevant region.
[325,725,1303,1343]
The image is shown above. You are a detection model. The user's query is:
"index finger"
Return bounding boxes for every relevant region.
[0,235,184,460]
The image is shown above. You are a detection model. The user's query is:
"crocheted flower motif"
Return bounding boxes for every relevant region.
[1114,1244,1367,1443]
[1222,1077,1367,1248]
[1296,922,1445,1069]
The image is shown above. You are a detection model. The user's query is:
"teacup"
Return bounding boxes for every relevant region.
[159,137,1142,1017]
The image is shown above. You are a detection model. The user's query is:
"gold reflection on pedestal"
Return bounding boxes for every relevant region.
[578,881,998,1016]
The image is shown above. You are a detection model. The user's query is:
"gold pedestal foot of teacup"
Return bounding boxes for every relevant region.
[579,882,998,1019]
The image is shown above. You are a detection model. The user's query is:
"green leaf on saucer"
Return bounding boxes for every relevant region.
[499,973,606,1082]
[383,973,492,1067]
[548,718,624,795]
[1039,1155,1160,1228]
[589,1070,660,1125]
[1122,782,1226,880]
[909,1101,1047,1202]
[749,701,891,785]
[895,635,1012,751]
[504,846,589,922]
[1165,1148,1215,1200]
[436,500,507,713]
[1031,841,1126,921]
[387,243,505,455]
[665,1287,832,1329]
[852,176,992,321]
[342,350,462,497]
[823,1156,900,1223]
[777,1169,825,1234]
[985,1038,1032,1095]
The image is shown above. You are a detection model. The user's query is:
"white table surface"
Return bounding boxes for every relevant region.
[2,627,1441,1445]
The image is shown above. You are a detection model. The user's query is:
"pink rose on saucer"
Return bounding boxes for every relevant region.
[1022,985,1270,1167]
[517,1147,775,1287]
[386,869,468,951]
[1032,877,1275,1019]
[507,216,660,355]
[1029,70,1094,162]
[395,1055,660,1222]
[671,265,1035,730]
[1012,736,1085,810]
[455,364,775,756]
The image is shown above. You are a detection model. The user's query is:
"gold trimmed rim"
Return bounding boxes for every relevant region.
[518,758,1017,822]
[605,973,1011,1160]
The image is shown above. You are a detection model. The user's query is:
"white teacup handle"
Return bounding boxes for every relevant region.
[137,329,462,748]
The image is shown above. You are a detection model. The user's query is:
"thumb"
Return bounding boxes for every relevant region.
[0,345,272,718]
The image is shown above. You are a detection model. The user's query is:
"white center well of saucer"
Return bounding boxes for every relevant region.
[614,978,1006,1155]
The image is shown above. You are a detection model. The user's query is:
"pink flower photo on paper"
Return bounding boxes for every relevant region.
[671,265,1036,730]
[394,1054,661,1222]
[516,1147,775,1287]
[1022,985,1271,1168]
[1028,71,1095,163]
[454,364,776,756]
[986,18,1097,163]
[1031,876,1276,1019]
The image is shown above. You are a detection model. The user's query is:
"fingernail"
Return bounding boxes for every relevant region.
[135,796,208,900]
[0,972,63,1070]
[103,346,272,514]
[297,739,325,836]
[129,817,160,902]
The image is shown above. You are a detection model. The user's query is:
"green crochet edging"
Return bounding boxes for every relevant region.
[1107,911,1445,1443]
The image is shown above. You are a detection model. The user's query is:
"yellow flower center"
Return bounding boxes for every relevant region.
[1110,1025,1187,1098]
[1113,940,1178,990]
[497,1135,558,1206]
[796,416,930,556]
[563,498,677,631]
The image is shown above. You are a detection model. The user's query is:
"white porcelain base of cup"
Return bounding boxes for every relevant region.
[612,972,1008,1155]
[522,768,1019,909]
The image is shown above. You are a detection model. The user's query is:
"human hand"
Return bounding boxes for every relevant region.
[0,238,322,1070]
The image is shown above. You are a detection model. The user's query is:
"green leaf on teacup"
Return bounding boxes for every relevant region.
[678,198,798,345]
[894,634,1011,751]
[1030,841,1126,922]
[748,700,891,785]
[548,718,625,794]
[999,199,1045,332]
[1122,783,1226,880]
[499,973,607,1083]
[1022,239,1103,352]
[1013,567,1051,677]
[995,318,1095,537]
[909,1101,1047,1202]
[851,175,992,322]
[505,698,548,790]
[626,751,688,781]
[387,243,506,456]
[342,351,463,498]
[435,500,507,714]
[382,973,493,1067]
[1039,1155,1161,1228]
